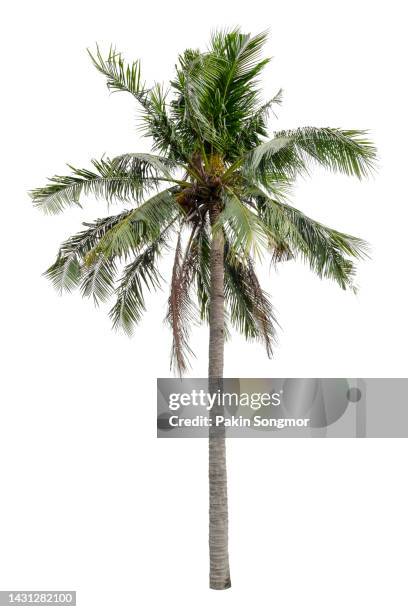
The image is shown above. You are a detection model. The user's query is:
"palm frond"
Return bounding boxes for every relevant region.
[43,211,130,292]
[216,189,270,258]
[88,45,147,103]
[83,188,180,264]
[45,191,180,304]
[209,29,271,148]
[193,222,211,322]
[177,50,221,148]
[57,211,135,260]
[139,84,187,160]
[109,232,169,334]
[276,127,377,178]
[237,89,283,149]
[170,30,272,156]
[89,46,187,160]
[80,254,117,305]
[30,156,161,215]
[111,152,180,182]
[246,260,277,355]
[224,247,277,354]
[256,191,369,289]
[244,127,377,187]
[44,253,82,293]
[165,231,198,375]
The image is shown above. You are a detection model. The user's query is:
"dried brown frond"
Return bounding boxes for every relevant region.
[166,229,198,375]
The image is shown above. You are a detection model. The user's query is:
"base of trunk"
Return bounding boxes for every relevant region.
[210,577,232,590]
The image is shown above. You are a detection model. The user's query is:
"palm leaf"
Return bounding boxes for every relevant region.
[256,192,369,289]
[165,230,198,375]
[111,152,180,182]
[237,89,283,149]
[30,156,161,215]
[109,233,168,334]
[44,254,82,293]
[216,189,270,258]
[224,247,277,354]
[80,254,117,305]
[244,127,377,186]
[88,45,147,103]
[83,188,180,264]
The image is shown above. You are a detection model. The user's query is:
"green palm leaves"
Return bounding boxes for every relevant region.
[243,127,376,187]
[30,154,180,214]
[171,30,275,157]
[87,45,146,102]
[255,193,368,289]
[44,189,180,306]
[31,28,376,373]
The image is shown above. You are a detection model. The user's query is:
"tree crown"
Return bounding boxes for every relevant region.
[30,28,376,374]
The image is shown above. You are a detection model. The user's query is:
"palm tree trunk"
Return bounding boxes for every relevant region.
[208,203,231,590]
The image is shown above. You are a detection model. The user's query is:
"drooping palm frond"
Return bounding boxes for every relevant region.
[45,248,119,306]
[245,260,278,355]
[83,188,180,264]
[165,231,198,375]
[242,135,295,178]
[216,189,271,258]
[44,253,82,294]
[193,222,211,322]
[243,127,377,187]
[80,254,118,305]
[43,210,131,293]
[224,249,277,355]
[57,211,133,260]
[44,190,180,299]
[87,203,178,304]
[109,232,169,334]
[255,192,369,289]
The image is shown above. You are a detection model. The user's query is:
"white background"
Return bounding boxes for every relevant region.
[1,1,408,610]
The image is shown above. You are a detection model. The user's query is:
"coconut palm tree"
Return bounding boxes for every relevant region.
[30,29,376,589]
